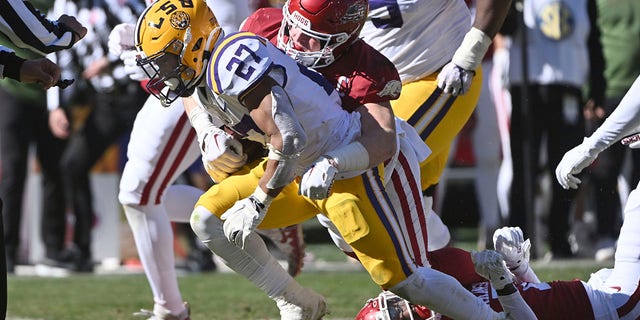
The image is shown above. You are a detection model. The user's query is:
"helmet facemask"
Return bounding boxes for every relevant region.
[278,1,352,68]
[137,37,199,106]
[355,291,437,320]
[134,0,223,106]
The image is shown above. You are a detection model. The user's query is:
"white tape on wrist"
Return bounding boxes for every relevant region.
[252,186,273,207]
[452,27,493,71]
[189,104,219,145]
[326,141,370,172]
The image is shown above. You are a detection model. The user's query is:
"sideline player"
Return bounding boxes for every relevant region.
[134,0,508,319]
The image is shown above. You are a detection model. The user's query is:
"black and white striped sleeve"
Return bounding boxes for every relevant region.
[0,0,76,55]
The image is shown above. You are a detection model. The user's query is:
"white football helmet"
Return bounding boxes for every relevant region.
[355,291,438,320]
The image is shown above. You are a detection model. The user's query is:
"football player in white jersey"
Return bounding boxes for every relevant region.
[134,0,509,319]
[248,0,511,264]
[108,0,251,319]
[360,0,512,245]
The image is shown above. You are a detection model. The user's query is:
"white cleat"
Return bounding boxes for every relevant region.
[275,288,327,320]
[133,302,190,320]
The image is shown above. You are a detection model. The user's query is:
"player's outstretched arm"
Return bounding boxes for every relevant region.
[557,75,640,189]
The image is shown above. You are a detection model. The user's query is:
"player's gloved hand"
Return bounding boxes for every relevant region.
[222,188,272,249]
[120,49,150,81]
[299,156,338,200]
[436,62,475,96]
[470,250,514,290]
[555,140,599,190]
[493,227,531,274]
[108,23,135,56]
[201,127,247,183]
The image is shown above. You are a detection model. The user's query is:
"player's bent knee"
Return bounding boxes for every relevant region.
[190,206,225,243]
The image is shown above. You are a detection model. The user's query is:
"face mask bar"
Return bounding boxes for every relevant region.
[136,39,198,106]
[277,4,351,68]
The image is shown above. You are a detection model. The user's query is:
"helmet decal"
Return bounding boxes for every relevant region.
[343,2,366,24]
[291,10,311,28]
[170,11,190,30]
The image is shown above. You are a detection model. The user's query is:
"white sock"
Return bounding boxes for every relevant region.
[123,204,185,314]
[190,206,296,297]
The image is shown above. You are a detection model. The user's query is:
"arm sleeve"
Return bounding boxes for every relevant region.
[585,75,640,151]
[0,46,25,80]
[0,0,77,55]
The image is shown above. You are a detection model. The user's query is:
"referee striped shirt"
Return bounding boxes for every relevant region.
[0,0,77,56]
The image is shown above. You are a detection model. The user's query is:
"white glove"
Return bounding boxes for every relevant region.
[492,227,531,274]
[120,49,150,81]
[436,62,475,96]
[222,191,271,249]
[470,250,514,290]
[108,23,136,56]
[299,157,338,200]
[201,128,247,183]
[555,141,598,190]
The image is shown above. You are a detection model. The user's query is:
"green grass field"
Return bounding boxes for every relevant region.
[6,242,614,320]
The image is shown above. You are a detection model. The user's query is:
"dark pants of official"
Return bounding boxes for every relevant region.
[508,84,584,257]
[59,83,146,260]
[0,88,67,266]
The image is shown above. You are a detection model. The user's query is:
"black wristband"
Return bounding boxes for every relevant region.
[495,283,517,296]
[0,52,26,81]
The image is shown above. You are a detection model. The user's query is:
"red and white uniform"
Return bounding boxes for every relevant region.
[117,0,250,316]
[427,247,640,320]
[241,8,448,254]
[241,8,400,111]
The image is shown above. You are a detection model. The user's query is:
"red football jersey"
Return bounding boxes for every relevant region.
[241,8,401,112]
[427,248,595,320]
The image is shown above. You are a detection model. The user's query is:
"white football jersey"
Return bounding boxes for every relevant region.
[203,32,362,172]
[360,0,472,83]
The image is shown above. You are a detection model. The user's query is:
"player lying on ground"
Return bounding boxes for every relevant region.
[357,224,640,319]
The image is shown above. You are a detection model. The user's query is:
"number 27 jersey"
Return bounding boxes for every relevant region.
[204,31,362,171]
